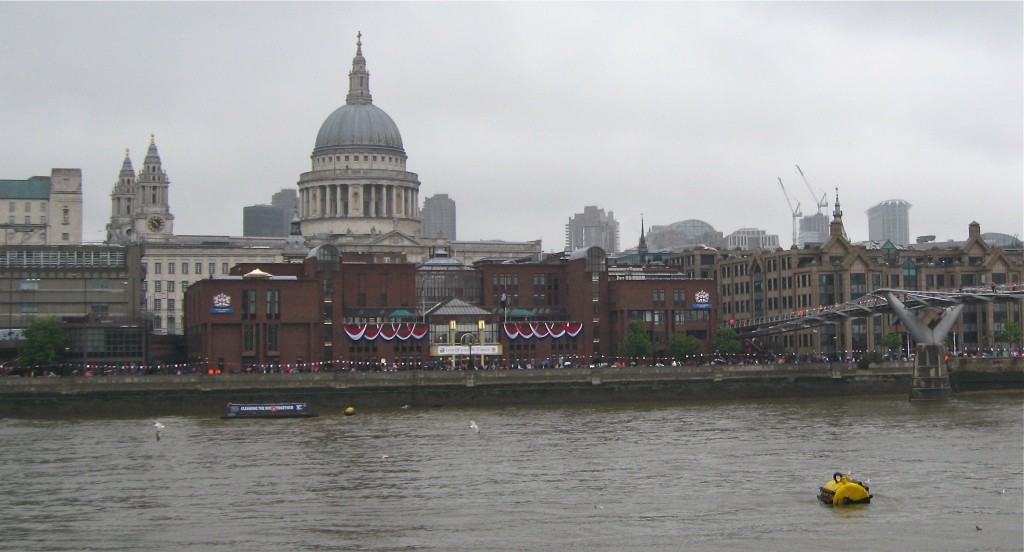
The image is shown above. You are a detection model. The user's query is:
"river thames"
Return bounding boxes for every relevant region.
[1,392,1021,551]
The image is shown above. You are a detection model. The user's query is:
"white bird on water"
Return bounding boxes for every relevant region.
[469,420,479,433]
[153,422,165,441]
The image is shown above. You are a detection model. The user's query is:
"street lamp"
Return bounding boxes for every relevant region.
[460,331,477,369]
[449,319,457,369]
[477,319,486,369]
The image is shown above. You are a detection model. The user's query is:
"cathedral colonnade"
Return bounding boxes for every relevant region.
[298,180,418,220]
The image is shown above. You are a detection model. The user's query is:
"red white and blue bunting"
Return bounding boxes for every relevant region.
[503,322,583,340]
[343,323,429,341]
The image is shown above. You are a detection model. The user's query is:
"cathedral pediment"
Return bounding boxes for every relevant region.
[368,231,422,247]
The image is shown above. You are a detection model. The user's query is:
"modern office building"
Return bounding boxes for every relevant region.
[0,244,147,369]
[243,189,298,238]
[565,206,620,253]
[646,219,724,251]
[1,169,83,246]
[420,193,457,240]
[724,228,780,250]
[241,190,299,237]
[867,199,911,246]
[798,213,829,247]
[243,204,291,237]
[271,189,297,212]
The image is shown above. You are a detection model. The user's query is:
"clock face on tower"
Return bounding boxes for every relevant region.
[147,216,165,232]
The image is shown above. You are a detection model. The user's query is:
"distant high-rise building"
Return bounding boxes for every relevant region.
[565,206,620,253]
[243,205,291,237]
[420,194,456,240]
[725,228,780,250]
[241,189,296,238]
[798,213,829,246]
[243,189,296,238]
[867,199,911,246]
[645,219,724,251]
[271,189,297,212]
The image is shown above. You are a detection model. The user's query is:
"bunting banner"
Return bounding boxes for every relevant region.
[343,323,429,341]
[503,322,584,340]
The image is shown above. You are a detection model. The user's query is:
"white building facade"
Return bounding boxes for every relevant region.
[1,169,83,245]
[725,228,780,250]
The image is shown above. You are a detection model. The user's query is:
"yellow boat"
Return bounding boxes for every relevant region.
[818,472,872,505]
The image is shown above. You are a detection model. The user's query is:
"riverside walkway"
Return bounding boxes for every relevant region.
[0,357,1019,417]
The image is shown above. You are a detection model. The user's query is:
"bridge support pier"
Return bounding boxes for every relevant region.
[883,292,963,400]
[909,344,951,401]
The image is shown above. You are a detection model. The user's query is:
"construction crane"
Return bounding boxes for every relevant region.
[795,164,828,215]
[777,177,802,248]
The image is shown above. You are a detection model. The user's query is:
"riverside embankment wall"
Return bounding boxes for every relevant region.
[1,357,1019,418]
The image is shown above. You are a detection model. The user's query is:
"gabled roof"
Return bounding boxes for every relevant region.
[433,298,491,317]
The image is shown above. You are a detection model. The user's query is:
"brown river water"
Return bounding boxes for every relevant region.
[1,392,1021,551]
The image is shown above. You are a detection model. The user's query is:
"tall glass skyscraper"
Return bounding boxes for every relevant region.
[867,199,911,246]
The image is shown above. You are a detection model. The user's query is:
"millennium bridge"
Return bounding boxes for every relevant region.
[731,286,1023,399]
[733,286,1024,338]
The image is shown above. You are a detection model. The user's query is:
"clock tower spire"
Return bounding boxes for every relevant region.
[134,134,174,241]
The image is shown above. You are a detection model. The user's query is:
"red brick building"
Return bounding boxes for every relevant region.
[185,245,719,371]
[185,246,422,373]
[476,247,718,366]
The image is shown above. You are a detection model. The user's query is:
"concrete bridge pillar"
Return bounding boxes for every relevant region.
[909,344,952,401]
[883,292,962,400]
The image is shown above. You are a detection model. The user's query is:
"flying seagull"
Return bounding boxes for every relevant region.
[153,422,165,441]
[469,420,479,433]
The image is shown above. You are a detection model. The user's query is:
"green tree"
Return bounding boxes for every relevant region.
[620,320,653,363]
[881,332,903,356]
[17,318,67,374]
[668,334,704,360]
[712,327,742,355]
[995,321,1023,352]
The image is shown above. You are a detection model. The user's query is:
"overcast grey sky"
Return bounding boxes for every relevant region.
[2,2,1021,251]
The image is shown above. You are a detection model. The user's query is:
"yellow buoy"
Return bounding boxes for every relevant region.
[818,472,872,505]
[344,406,356,416]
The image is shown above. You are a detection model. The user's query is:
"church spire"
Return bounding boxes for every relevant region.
[144,133,162,171]
[829,187,847,241]
[346,31,373,105]
[637,213,649,261]
[119,148,135,185]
